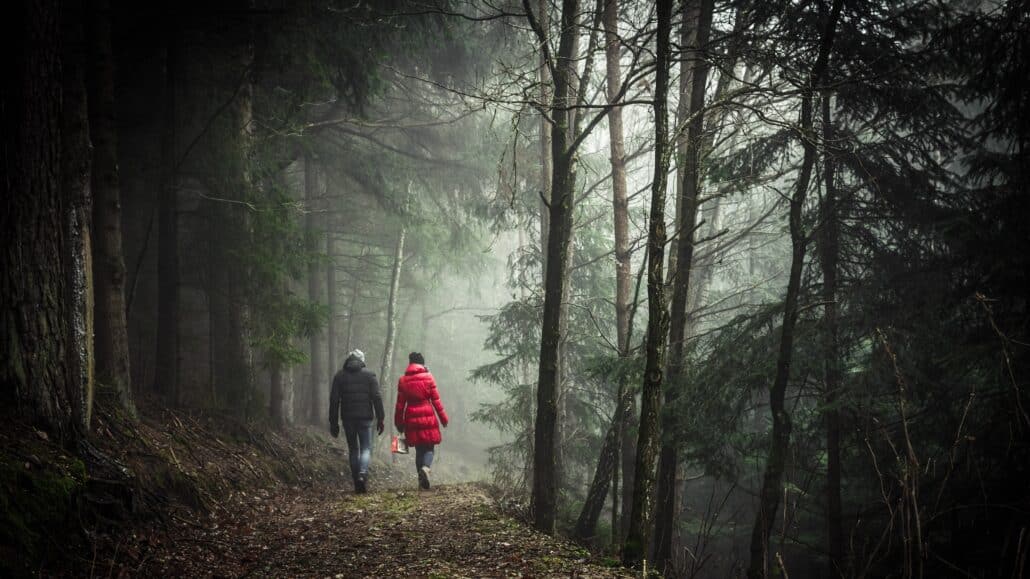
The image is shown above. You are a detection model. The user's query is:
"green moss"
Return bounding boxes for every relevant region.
[337,491,417,522]
[0,457,84,576]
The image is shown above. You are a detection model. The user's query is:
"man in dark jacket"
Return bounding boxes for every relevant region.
[329,349,385,493]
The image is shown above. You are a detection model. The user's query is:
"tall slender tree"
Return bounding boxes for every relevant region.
[327,235,338,378]
[573,0,636,543]
[86,0,135,417]
[653,0,715,569]
[380,226,406,402]
[819,86,845,579]
[305,154,324,423]
[524,0,582,534]
[747,2,843,577]
[154,22,180,404]
[207,16,255,412]
[623,0,674,566]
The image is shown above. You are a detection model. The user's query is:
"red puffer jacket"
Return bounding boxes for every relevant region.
[394,363,448,446]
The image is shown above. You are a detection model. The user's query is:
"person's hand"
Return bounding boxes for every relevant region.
[441,420,448,429]
[330,424,339,438]
[396,425,404,434]
[376,420,385,435]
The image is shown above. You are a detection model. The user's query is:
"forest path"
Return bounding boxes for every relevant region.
[119,482,629,578]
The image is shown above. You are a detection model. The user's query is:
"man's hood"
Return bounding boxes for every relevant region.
[404,363,427,375]
[344,355,366,371]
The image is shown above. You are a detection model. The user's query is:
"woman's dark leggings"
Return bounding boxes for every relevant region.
[415,444,435,470]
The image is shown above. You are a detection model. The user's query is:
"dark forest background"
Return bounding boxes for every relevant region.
[1,0,1028,577]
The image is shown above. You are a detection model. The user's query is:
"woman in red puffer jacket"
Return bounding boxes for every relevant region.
[395,352,448,489]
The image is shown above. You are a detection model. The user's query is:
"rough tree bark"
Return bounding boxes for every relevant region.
[820,91,846,578]
[746,2,843,577]
[524,0,581,535]
[154,23,180,404]
[86,0,135,417]
[653,0,714,570]
[623,0,673,566]
[63,0,97,434]
[1,0,93,442]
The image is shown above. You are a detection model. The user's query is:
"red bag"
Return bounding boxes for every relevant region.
[391,435,409,454]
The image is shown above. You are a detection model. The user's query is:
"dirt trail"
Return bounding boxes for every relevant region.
[106,482,629,578]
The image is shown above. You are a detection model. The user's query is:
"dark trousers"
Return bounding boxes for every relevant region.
[342,419,373,478]
[415,444,435,470]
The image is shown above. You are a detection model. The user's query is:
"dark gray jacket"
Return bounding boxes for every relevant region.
[329,355,385,426]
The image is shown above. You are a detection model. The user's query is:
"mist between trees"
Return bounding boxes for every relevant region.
[1,0,1027,577]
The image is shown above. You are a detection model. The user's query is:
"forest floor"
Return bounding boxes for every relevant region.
[1,398,630,578]
[96,482,628,578]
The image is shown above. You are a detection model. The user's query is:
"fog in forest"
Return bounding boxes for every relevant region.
[2,0,1028,577]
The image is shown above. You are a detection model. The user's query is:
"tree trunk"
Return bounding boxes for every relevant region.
[574,384,633,541]
[527,0,581,535]
[209,26,255,414]
[270,359,285,430]
[305,154,324,424]
[820,92,845,579]
[620,394,637,540]
[284,354,295,425]
[86,0,135,417]
[526,0,552,495]
[537,0,553,272]
[344,274,359,354]
[572,0,638,543]
[327,235,338,378]
[654,0,714,570]
[611,408,621,548]
[63,1,97,435]
[380,227,406,395]
[154,22,180,404]
[746,3,843,577]
[623,0,673,566]
[1,0,91,442]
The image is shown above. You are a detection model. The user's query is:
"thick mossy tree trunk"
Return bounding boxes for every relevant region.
[653,0,714,570]
[746,2,843,577]
[154,23,180,404]
[1,0,93,442]
[86,0,135,417]
[623,0,673,566]
[524,0,581,535]
[573,0,634,542]
[820,92,846,578]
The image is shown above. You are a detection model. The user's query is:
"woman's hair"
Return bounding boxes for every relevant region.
[408,351,425,365]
